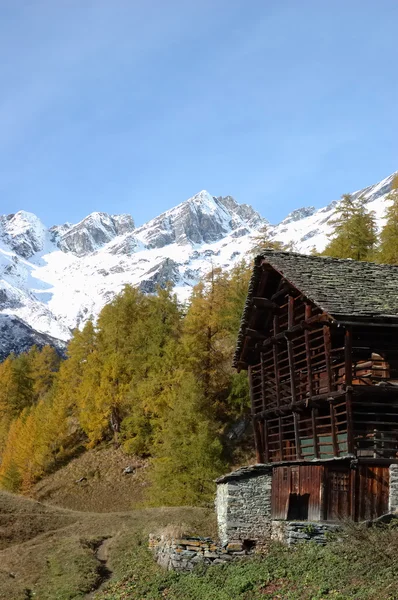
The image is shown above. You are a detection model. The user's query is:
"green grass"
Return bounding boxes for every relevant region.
[96,523,398,600]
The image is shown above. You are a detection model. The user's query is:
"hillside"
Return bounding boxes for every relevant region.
[0,489,214,599]
[0,171,396,356]
[31,447,149,512]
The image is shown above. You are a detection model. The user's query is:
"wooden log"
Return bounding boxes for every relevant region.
[330,402,339,457]
[345,327,355,454]
[293,412,302,459]
[305,304,314,401]
[264,419,270,462]
[249,365,263,461]
[312,407,320,458]
[273,316,281,408]
[252,297,278,309]
[245,328,267,340]
[287,295,297,404]
[324,325,333,392]
[279,416,284,460]
[260,353,267,412]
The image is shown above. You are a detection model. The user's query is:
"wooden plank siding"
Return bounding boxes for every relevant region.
[271,465,324,521]
[271,464,390,522]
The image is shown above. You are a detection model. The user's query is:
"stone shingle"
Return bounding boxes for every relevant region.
[234,250,398,367]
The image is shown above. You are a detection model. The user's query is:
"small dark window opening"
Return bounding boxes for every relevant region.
[287,493,310,520]
[242,539,256,551]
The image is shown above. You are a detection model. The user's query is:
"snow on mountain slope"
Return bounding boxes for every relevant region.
[271,171,398,253]
[0,171,397,355]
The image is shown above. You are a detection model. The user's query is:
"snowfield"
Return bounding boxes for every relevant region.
[0,172,396,354]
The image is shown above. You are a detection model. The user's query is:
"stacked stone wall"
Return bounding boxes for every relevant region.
[149,536,251,572]
[389,464,398,513]
[271,520,339,546]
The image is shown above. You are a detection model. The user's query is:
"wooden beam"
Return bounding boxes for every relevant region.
[245,328,267,340]
[304,304,314,401]
[252,390,347,420]
[264,419,270,463]
[330,402,339,457]
[279,416,284,461]
[293,412,302,460]
[260,353,267,412]
[252,297,278,309]
[273,314,281,408]
[249,365,262,461]
[253,421,263,463]
[288,295,295,329]
[271,283,290,301]
[312,407,320,458]
[345,327,355,454]
[324,325,333,392]
[287,295,297,405]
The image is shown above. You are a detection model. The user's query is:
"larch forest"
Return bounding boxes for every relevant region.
[0,178,398,505]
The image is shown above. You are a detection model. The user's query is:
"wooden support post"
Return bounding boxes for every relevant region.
[324,325,333,392]
[345,327,355,454]
[330,402,339,457]
[253,421,264,463]
[304,304,314,401]
[288,294,294,329]
[249,365,263,462]
[273,314,281,408]
[293,412,302,460]
[312,407,320,458]
[279,416,284,461]
[257,420,265,463]
[260,353,267,412]
[264,419,270,463]
[287,295,297,405]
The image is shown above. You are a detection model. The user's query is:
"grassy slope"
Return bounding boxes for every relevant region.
[0,490,215,600]
[7,448,398,599]
[97,523,398,600]
[31,446,149,512]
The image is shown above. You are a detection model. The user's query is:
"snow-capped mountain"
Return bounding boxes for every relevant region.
[0,172,396,356]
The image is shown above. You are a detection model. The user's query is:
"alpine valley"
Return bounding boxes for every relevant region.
[0,171,396,358]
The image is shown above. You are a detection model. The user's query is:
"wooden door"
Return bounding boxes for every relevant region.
[326,467,351,520]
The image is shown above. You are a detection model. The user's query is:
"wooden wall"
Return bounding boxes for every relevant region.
[271,464,389,522]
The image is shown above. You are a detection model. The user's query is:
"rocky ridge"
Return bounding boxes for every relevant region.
[0,172,396,356]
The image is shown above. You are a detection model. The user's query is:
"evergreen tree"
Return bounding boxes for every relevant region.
[147,372,226,506]
[252,223,284,255]
[323,194,377,261]
[28,345,61,402]
[0,354,34,421]
[379,175,398,264]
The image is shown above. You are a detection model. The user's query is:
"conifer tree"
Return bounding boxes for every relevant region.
[323,194,377,261]
[379,175,398,264]
[148,372,226,506]
[28,345,60,402]
[252,223,284,255]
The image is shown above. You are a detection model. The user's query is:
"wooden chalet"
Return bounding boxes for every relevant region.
[234,250,398,522]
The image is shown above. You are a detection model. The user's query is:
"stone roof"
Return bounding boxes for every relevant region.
[234,250,398,367]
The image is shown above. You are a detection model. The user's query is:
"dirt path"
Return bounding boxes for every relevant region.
[85,537,113,598]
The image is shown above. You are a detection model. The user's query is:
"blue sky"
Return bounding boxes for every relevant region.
[1,1,398,227]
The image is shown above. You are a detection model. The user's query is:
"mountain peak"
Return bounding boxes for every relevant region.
[135,191,263,249]
[0,210,47,258]
[279,206,316,225]
[57,212,135,257]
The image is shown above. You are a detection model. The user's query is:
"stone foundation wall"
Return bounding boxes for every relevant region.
[215,465,272,545]
[149,536,252,572]
[389,464,398,513]
[271,520,339,546]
